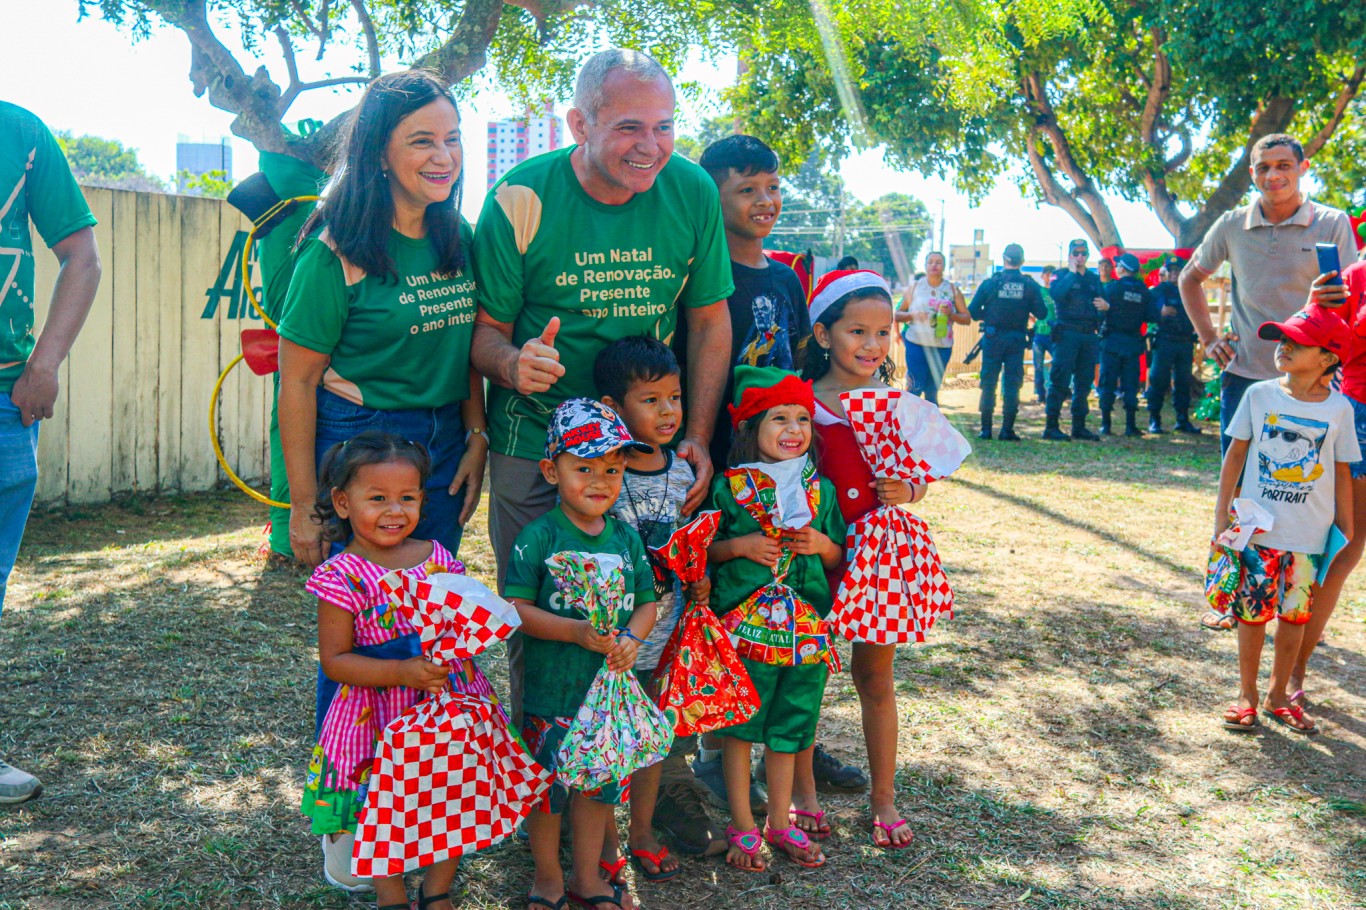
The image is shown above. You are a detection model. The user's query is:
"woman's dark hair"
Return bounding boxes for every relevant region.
[313,431,433,543]
[593,335,680,403]
[801,289,898,385]
[300,70,465,281]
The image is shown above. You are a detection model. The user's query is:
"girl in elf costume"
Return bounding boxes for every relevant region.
[798,269,966,850]
[707,366,847,871]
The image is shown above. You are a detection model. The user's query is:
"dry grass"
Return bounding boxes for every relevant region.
[2,385,1364,910]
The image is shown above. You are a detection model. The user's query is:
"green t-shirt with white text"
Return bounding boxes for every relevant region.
[473,147,734,460]
[0,102,98,393]
[504,506,657,718]
[277,223,476,410]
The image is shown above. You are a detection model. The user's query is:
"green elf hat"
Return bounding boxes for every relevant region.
[729,365,815,428]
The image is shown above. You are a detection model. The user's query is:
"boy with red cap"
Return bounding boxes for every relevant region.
[1215,304,1360,735]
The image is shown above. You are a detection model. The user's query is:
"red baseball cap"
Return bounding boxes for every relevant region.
[1257,304,1351,357]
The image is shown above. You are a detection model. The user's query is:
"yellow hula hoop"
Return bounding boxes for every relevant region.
[210,193,320,509]
[210,353,290,509]
[240,194,319,329]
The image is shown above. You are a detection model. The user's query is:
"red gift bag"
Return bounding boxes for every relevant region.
[649,512,761,736]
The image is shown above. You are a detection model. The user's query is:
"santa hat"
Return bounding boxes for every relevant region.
[808,269,891,326]
[728,365,815,428]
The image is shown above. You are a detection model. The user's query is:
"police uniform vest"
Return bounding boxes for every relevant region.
[1152,282,1196,341]
[971,270,1037,332]
[1103,276,1149,337]
[1050,269,1103,331]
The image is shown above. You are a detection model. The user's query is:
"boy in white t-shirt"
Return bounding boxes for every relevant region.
[1216,304,1360,734]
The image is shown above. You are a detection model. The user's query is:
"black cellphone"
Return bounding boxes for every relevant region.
[1316,242,1343,287]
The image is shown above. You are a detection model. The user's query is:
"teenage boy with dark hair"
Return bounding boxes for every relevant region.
[690,134,867,810]
[1098,253,1156,437]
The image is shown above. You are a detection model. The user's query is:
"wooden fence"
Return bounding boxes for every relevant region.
[32,187,270,504]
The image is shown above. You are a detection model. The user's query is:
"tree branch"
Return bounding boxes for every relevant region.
[1304,64,1366,158]
[1135,27,1190,242]
[350,0,381,78]
[281,76,371,112]
[1027,125,1101,246]
[163,0,290,154]
[413,0,507,86]
[275,26,300,88]
[1023,70,1122,245]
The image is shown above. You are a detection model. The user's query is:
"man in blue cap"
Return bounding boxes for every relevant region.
[1098,252,1156,437]
[1043,238,1108,440]
[968,243,1046,440]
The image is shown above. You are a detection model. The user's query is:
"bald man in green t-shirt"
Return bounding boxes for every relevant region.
[471,48,733,705]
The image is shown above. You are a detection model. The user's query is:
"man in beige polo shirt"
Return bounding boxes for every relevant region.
[1179,133,1356,452]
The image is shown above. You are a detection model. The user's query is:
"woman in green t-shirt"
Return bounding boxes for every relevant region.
[278,71,487,572]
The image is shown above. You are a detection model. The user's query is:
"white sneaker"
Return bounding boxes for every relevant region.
[0,759,41,805]
[321,832,374,893]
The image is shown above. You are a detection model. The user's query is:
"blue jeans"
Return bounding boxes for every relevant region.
[0,393,40,620]
[313,388,468,557]
[904,342,952,405]
[1032,334,1054,400]
[1219,371,1258,455]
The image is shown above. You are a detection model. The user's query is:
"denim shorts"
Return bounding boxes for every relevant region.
[313,387,468,557]
[1349,394,1366,480]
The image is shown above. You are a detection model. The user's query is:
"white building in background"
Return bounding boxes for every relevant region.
[176,135,232,194]
[486,103,562,189]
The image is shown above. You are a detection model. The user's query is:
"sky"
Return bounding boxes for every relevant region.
[0,1,1186,264]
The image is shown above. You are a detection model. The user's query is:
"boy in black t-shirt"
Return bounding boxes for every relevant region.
[692,135,812,469]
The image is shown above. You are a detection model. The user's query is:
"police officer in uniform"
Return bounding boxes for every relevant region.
[968,243,1046,440]
[1146,257,1203,434]
[1043,238,1108,441]
[1098,252,1156,437]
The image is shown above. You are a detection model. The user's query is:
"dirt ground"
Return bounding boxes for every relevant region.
[1,385,1364,910]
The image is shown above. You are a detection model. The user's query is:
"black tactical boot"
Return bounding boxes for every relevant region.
[1175,412,1203,434]
[1042,415,1070,441]
[1148,413,1166,434]
[1124,409,1143,437]
[998,412,1020,441]
[1099,412,1113,436]
[978,414,993,441]
[1072,416,1100,441]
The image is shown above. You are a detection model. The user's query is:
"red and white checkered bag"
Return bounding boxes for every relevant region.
[352,570,550,876]
[830,388,966,644]
[351,692,552,878]
[833,508,953,644]
[839,388,970,483]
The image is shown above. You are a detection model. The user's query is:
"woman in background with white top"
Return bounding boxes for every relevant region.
[895,250,970,404]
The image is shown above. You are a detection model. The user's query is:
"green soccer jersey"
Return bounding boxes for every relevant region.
[1035,286,1057,337]
[504,506,658,718]
[0,102,97,394]
[473,147,734,460]
[256,151,326,323]
[277,223,476,410]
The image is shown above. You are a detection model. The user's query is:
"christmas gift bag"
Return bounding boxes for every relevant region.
[721,459,841,672]
[1205,498,1275,616]
[650,511,760,736]
[546,553,675,788]
[352,571,551,878]
[831,388,970,644]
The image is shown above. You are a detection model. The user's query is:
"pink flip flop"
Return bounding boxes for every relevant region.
[724,824,766,873]
[871,818,914,850]
[789,808,831,841]
[764,824,826,868]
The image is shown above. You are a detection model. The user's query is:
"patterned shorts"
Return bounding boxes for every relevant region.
[1349,394,1366,479]
[520,714,629,814]
[1231,544,1317,626]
